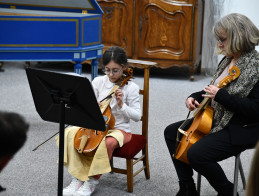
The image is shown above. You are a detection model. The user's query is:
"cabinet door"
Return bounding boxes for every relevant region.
[97,0,133,57]
[135,0,195,60]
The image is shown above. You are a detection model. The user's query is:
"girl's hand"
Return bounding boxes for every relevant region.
[203,85,219,99]
[186,97,200,111]
[115,89,124,108]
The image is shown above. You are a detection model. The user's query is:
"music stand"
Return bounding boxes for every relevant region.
[25,68,105,196]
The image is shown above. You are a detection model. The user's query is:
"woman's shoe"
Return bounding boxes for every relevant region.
[176,181,199,196]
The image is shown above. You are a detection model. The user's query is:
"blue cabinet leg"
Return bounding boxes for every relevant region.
[91,59,98,81]
[0,62,4,72]
[74,62,82,75]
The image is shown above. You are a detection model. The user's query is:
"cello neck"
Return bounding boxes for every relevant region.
[100,85,120,114]
[193,66,241,117]
[193,97,211,117]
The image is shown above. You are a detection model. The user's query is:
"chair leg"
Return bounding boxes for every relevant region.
[197,173,201,196]
[110,157,114,173]
[126,159,133,192]
[238,157,246,190]
[110,157,114,168]
[197,154,246,196]
[233,154,240,196]
[143,147,150,179]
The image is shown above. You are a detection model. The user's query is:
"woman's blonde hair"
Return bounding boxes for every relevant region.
[213,13,259,55]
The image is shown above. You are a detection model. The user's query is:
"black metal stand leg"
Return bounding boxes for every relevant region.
[58,101,65,196]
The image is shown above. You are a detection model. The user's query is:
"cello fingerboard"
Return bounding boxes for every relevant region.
[100,85,119,113]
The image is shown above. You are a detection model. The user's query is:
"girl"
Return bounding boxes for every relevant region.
[59,46,141,196]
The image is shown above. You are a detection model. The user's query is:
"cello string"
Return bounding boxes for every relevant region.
[100,91,115,103]
[179,111,191,130]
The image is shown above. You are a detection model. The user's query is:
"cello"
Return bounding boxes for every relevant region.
[175,66,241,164]
[74,68,133,157]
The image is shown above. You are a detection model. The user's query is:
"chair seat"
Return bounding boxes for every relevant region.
[113,134,146,159]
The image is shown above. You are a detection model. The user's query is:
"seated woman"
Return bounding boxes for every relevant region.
[164,13,259,196]
[56,46,141,196]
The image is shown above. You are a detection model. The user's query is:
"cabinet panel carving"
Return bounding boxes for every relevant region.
[97,0,204,80]
[137,3,193,60]
[98,0,133,56]
[169,0,193,3]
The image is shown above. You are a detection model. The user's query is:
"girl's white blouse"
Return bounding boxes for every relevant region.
[92,75,141,133]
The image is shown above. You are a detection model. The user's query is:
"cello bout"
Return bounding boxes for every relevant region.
[74,106,115,157]
[175,106,214,164]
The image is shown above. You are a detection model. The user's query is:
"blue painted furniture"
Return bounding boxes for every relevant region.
[0,0,103,79]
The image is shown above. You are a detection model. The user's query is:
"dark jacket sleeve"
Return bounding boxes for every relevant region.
[188,57,227,104]
[214,80,259,119]
[188,90,206,104]
[215,80,259,146]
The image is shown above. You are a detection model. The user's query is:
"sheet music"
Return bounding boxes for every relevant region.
[0,0,93,9]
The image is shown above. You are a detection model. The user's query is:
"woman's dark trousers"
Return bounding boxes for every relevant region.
[164,120,249,195]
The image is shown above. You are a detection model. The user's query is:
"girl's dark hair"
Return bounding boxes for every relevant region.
[101,46,128,68]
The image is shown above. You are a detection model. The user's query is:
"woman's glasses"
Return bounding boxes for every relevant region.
[217,37,227,45]
[104,68,122,76]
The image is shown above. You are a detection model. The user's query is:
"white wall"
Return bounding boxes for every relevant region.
[222,0,259,51]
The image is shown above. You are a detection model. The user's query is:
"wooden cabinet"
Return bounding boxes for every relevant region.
[97,0,204,80]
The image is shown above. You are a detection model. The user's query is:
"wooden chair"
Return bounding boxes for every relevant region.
[110,59,156,192]
[197,152,246,196]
